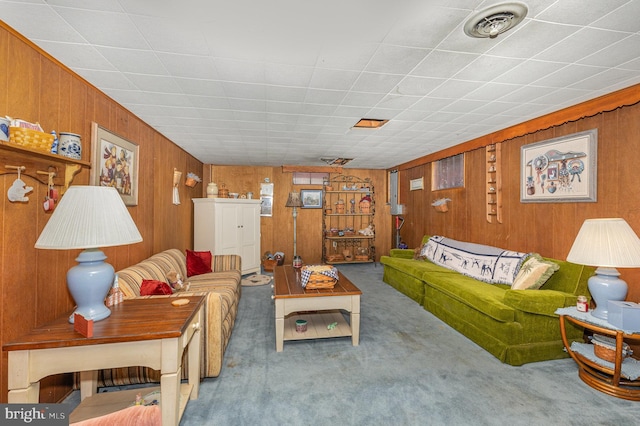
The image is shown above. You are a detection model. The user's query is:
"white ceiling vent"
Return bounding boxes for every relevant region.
[464,2,528,39]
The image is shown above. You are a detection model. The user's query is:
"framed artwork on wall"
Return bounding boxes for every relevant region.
[520,129,597,203]
[301,189,322,208]
[90,122,139,206]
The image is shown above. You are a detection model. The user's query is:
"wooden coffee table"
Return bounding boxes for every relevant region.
[273,265,362,352]
[3,296,204,426]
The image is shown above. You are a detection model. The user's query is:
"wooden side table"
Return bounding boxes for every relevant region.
[273,265,361,352]
[3,296,204,425]
[558,307,640,400]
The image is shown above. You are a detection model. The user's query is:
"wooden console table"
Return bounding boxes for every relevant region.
[558,307,640,401]
[3,296,204,425]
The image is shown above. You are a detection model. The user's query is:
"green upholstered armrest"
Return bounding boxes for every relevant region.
[389,249,415,259]
[503,289,576,317]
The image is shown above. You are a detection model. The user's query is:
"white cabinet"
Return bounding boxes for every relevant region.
[193,198,261,275]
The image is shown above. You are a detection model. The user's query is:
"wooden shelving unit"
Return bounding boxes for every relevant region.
[0,142,90,192]
[486,143,502,223]
[322,175,375,264]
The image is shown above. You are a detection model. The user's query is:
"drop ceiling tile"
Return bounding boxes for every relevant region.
[376,95,421,110]
[78,69,137,90]
[156,52,219,80]
[410,97,456,112]
[383,5,470,48]
[494,60,567,85]
[579,35,640,68]
[341,92,386,107]
[429,80,485,99]
[534,64,607,88]
[365,45,429,75]
[592,0,640,32]
[351,72,404,93]
[123,73,182,93]
[454,55,522,82]
[535,0,629,25]
[309,68,361,90]
[222,82,266,100]
[333,106,371,118]
[411,50,478,79]
[531,88,593,106]
[0,2,83,43]
[131,15,210,56]
[396,76,445,96]
[535,28,628,64]
[314,42,378,70]
[34,41,115,71]
[54,7,149,49]
[266,86,307,103]
[570,69,640,91]
[442,99,489,114]
[96,47,167,75]
[176,78,226,97]
[227,98,266,112]
[214,58,265,83]
[486,21,579,59]
[187,96,231,110]
[499,85,557,104]
[304,89,348,105]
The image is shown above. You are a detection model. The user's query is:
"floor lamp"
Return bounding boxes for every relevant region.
[286,192,303,268]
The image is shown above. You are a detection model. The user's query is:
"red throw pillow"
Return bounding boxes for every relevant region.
[140,279,173,296]
[186,249,212,277]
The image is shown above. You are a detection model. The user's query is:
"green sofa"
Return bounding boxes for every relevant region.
[381,236,595,366]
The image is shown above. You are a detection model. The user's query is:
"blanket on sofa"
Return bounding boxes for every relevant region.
[421,236,529,285]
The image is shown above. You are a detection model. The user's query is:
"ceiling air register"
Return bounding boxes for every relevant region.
[464,2,528,39]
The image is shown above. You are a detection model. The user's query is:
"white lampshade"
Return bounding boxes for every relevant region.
[567,218,640,320]
[35,186,142,323]
[566,218,640,268]
[35,186,142,249]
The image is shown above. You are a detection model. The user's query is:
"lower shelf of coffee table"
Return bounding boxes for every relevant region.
[69,384,193,424]
[284,310,351,341]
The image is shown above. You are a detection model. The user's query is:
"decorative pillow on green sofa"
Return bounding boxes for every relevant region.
[511,253,559,290]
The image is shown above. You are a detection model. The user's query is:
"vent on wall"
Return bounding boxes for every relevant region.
[464,2,528,39]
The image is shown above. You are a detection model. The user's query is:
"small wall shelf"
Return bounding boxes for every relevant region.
[486,143,502,223]
[1,142,90,192]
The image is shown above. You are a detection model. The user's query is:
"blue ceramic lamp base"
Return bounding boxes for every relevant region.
[66,248,114,323]
[588,267,628,320]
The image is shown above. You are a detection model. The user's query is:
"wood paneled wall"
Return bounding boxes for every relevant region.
[396,95,640,301]
[207,166,391,265]
[0,24,203,403]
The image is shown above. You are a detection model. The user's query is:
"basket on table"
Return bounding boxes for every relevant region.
[8,127,54,153]
[301,265,338,289]
[591,334,633,362]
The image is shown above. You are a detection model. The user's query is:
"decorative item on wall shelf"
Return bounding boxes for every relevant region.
[218,183,229,198]
[206,181,219,198]
[185,172,201,187]
[521,129,597,203]
[58,132,82,160]
[432,198,451,212]
[90,122,139,206]
[172,169,182,205]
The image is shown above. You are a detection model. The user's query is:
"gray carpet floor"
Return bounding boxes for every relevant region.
[66,263,639,425]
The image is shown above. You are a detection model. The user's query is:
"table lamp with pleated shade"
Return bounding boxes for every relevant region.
[35,186,142,323]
